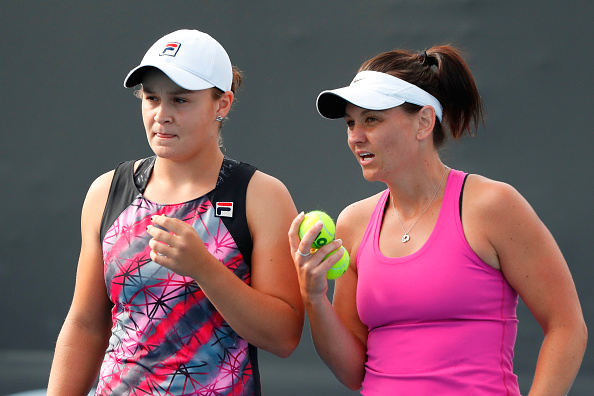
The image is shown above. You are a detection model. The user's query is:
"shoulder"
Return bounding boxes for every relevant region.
[248,170,290,194]
[463,174,531,219]
[246,170,296,227]
[85,170,115,206]
[462,173,542,260]
[337,191,385,251]
[338,191,385,231]
[246,170,293,208]
[80,169,116,241]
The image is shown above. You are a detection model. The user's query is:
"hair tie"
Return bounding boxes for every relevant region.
[419,50,429,65]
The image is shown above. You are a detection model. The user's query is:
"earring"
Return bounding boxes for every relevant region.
[215,116,224,122]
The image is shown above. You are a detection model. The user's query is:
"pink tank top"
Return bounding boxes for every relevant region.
[356,169,520,395]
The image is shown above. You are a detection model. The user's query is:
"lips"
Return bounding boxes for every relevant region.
[155,132,176,139]
[357,151,375,164]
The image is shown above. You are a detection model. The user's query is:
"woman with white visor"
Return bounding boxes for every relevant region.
[288,46,586,395]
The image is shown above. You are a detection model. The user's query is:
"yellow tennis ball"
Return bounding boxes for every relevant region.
[325,248,350,280]
[299,211,336,249]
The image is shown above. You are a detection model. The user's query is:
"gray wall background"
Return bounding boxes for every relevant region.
[1,1,592,394]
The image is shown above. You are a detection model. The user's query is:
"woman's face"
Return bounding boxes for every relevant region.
[344,103,420,182]
[140,69,226,161]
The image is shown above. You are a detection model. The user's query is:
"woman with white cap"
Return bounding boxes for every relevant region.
[289,47,586,394]
[48,29,304,395]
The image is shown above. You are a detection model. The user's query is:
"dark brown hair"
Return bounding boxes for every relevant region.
[359,46,484,148]
[211,66,243,145]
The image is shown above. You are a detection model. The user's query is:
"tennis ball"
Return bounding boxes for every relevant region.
[299,211,336,249]
[325,248,350,280]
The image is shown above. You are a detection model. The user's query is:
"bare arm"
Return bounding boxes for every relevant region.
[47,172,114,395]
[288,202,370,390]
[467,177,587,396]
[147,171,304,357]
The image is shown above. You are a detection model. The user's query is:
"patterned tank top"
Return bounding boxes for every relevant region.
[96,156,261,396]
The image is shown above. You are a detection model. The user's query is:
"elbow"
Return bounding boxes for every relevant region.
[270,311,304,358]
[578,319,588,352]
[271,333,301,359]
[340,371,364,391]
[346,382,363,392]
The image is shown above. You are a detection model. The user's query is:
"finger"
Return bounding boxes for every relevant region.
[288,211,305,251]
[151,214,186,235]
[148,237,173,257]
[314,238,343,258]
[149,247,173,267]
[298,220,324,255]
[315,246,346,276]
[146,224,175,246]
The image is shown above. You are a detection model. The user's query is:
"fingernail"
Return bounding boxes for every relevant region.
[150,216,154,221]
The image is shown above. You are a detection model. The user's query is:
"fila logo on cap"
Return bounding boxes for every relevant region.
[161,42,181,57]
[215,202,234,218]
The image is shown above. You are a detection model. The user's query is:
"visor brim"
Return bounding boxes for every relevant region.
[316,86,406,119]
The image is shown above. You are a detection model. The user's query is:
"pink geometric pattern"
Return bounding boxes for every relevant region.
[97,195,255,395]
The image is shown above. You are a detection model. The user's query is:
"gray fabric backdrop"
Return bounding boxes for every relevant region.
[1,1,592,394]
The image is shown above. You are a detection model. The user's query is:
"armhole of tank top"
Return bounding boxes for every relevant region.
[459,173,469,222]
[99,159,140,242]
[356,190,389,270]
[207,159,257,268]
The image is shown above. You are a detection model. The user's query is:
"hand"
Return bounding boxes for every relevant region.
[146,215,210,278]
[288,212,345,302]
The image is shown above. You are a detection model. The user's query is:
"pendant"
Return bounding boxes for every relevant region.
[401,234,410,243]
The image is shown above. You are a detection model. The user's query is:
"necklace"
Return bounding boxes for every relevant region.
[391,166,448,243]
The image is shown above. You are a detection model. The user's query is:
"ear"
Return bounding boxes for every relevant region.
[216,91,234,118]
[416,106,436,141]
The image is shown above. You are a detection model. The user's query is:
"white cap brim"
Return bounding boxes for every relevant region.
[124,63,216,91]
[316,70,443,121]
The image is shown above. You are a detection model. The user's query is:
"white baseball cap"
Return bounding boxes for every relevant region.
[316,70,443,121]
[124,29,232,92]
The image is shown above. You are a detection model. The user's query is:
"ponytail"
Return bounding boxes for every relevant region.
[359,45,484,148]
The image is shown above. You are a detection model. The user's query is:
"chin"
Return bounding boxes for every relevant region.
[361,171,379,182]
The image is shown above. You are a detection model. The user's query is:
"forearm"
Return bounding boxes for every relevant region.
[306,296,367,390]
[47,318,109,395]
[192,259,302,358]
[528,322,588,396]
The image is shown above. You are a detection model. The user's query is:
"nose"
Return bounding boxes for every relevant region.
[154,102,173,124]
[347,123,366,146]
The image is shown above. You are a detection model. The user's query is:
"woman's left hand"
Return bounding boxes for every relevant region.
[147,214,210,278]
[288,212,344,302]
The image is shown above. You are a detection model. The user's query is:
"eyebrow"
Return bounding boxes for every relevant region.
[142,86,194,95]
[344,109,378,118]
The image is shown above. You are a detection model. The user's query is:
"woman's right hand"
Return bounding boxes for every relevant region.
[288,212,346,303]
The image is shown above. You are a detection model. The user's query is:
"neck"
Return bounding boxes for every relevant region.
[145,149,225,204]
[154,149,224,183]
[387,158,448,217]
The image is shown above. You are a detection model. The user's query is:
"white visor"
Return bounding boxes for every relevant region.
[316,70,443,121]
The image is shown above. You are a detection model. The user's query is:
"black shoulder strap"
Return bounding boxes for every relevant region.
[207,158,257,267]
[100,159,140,242]
[459,173,470,221]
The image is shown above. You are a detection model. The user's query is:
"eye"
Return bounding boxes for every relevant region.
[173,97,188,104]
[365,116,379,124]
[345,120,355,129]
